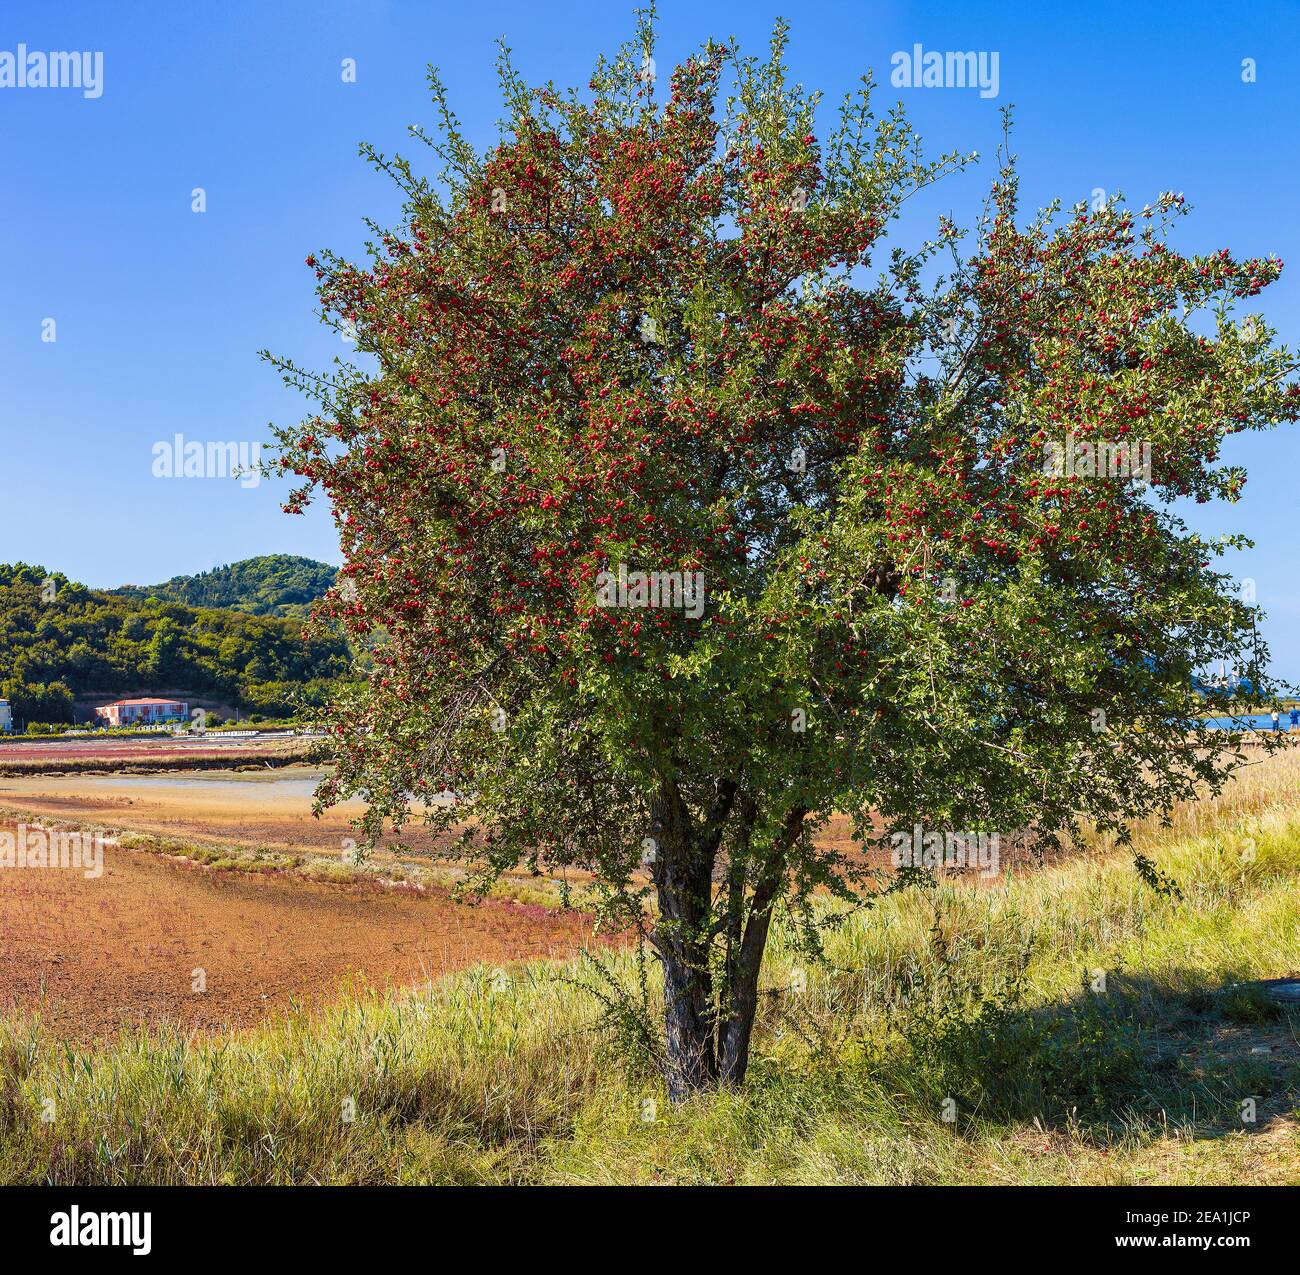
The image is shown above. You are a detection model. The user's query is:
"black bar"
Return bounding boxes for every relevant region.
[0,1185,1290,1260]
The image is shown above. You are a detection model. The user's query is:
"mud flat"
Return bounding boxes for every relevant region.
[0,766,428,856]
[0,766,1046,874]
[0,834,601,1041]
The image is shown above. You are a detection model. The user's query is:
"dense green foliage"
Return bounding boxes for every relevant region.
[111,554,338,618]
[270,14,1298,1095]
[0,562,350,725]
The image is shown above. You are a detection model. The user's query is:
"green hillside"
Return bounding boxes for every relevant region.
[0,562,350,727]
[111,555,338,619]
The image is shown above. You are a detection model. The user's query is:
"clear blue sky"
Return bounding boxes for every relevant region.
[3,0,1298,673]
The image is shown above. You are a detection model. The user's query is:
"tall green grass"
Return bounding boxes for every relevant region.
[3,755,1299,1184]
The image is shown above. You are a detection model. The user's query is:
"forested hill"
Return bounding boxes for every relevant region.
[110,555,338,618]
[0,562,349,726]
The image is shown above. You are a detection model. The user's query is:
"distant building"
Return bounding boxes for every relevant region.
[0,699,11,733]
[1195,670,1255,697]
[95,698,188,727]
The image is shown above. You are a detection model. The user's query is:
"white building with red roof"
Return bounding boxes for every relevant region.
[94,698,189,727]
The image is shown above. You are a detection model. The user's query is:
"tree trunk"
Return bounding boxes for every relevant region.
[716,902,775,1086]
[648,783,718,1100]
[650,788,807,1099]
[717,805,806,1088]
[658,937,716,1099]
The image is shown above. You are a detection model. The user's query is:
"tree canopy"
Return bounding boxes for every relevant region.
[270,14,1299,1096]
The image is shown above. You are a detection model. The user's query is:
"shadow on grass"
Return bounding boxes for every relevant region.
[886,965,1300,1140]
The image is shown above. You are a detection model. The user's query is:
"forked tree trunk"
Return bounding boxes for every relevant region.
[651,796,806,1099]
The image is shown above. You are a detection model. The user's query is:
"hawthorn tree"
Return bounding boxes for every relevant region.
[269,16,1299,1098]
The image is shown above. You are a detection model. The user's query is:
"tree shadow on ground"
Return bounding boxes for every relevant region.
[896,965,1300,1141]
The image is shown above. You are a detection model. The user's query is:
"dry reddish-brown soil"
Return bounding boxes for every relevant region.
[0,767,865,852]
[0,760,1041,1045]
[0,767,1053,879]
[0,768,443,856]
[0,840,601,1042]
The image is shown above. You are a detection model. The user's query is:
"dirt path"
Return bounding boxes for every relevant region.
[0,840,600,1041]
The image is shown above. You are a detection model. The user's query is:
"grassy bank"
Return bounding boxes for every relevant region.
[2,757,1298,1184]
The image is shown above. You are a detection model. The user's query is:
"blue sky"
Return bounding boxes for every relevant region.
[2,0,1298,673]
